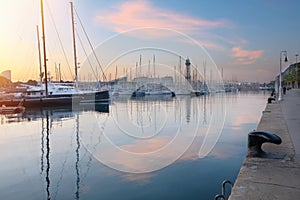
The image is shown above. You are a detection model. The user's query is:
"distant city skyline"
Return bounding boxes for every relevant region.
[0,0,299,83]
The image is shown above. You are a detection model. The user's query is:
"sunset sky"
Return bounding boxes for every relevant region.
[0,0,299,83]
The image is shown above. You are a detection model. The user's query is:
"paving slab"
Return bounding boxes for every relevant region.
[280,89,300,160]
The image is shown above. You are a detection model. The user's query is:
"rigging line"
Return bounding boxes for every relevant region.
[74,7,107,82]
[44,0,74,80]
[52,121,74,200]
[22,46,37,81]
[75,29,98,81]
[80,116,109,185]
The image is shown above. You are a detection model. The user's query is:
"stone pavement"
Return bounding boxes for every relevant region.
[229,89,300,200]
[280,89,300,161]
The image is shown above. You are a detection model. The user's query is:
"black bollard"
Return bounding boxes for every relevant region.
[267,97,275,103]
[248,130,282,157]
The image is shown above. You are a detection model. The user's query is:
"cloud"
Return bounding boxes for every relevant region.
[121,137,169,153]
[231,46,264,65]
[94,0,232,35]
[255,68,269,73]
[92,0,266,72]
[201,40,227,51]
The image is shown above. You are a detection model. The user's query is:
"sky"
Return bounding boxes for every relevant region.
[0,0,299,83]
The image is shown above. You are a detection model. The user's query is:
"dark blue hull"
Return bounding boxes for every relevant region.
[0,90,110,108]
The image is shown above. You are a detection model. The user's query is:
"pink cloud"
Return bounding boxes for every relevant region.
[231,46,264,65]
[94,0,232,34]
[255,68,269,73]
[201,41,227,51]
[92,0,266,68]
[122,137,169,153]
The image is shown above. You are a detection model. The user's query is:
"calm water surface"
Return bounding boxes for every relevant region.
[0,91,269,200]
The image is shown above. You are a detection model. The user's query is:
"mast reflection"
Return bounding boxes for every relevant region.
[40,111,51,200]
[185,96,191,123]
[37,104,110,200]
[39,109,76,200]
[203,95,207,125]
[40,114,45,174]
[75,114,80,200]
[45,113,51,200]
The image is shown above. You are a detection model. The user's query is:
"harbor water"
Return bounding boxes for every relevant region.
[0,91,269,200]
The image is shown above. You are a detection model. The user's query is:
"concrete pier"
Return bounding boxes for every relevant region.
[229,89,300,200]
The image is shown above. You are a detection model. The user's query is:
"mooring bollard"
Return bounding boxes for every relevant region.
[248,130,282,157]
[267,97,275,103]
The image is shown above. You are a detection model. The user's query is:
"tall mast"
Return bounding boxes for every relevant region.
[40,0,48,96]
[139,54,142,77]
[203,60,206,88]
[70,1,78,89]
[178,56,181,92]
[153,54,156,78]
[115,65,117,81]
[58,63,61,82]
[36,25,43,85]
[135,62,138,78]
[148,60,150,77]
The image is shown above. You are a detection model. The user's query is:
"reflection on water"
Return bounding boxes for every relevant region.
[45,114,50,200]
[0,92,269,199]
[39,112,83,200]
[93,94,225,173]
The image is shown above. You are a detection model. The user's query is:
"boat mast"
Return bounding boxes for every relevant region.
[139,54,142,77]
[40,0,48,96]
[153,54,156,78]
[59,63,61,82]
[70,1,78,89]
[179,56,181,86]
[36,25,43,85]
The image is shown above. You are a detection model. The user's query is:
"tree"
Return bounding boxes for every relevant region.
[27,79,38,86]
[283,68,297,87]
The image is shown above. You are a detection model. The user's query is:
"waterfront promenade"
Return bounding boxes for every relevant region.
[281,89,300,161]
[229,89,300,200]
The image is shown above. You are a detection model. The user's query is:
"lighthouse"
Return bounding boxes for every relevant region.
[185,58,191,83]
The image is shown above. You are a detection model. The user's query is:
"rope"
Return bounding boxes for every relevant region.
[45,0,74,80]
[74,7,107,82]
[75,30,98,81]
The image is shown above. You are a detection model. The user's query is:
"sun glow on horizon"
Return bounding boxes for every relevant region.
[1,0,299,83]
[0,0,80,82]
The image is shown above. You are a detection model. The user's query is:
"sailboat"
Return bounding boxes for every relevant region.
[0,1,109,107]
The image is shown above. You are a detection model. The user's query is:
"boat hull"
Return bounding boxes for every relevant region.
[0,90,110,108]
[79,90,110,103]
[0,96,79,107]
